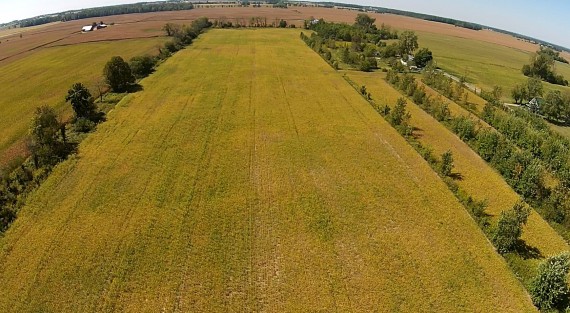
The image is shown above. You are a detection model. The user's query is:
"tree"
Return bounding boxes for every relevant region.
[389,97,412,136]
[526,77,544,100]
[440,150,454,177]
[511,84,527,104]
[29,106,64,168]
[491,85,503,101]
[543,90,565,121]
[398,30,418,57]
[162,23,180,36]
[354,13,375,32]
[104,56,135,92]
[278,19,287,28]
[65,83,96,119]
[129,55,156,79]
[476,129,500,161]
[413,48,432,68]
[492,201,531,254]
[530,253,570,311]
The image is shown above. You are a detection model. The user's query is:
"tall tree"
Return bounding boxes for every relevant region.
[543,90,565,121]
[29,106,63,167]
[354,13,375,32]
[413,48,432,68]
[440,150,454,177]
[526,77,544,100]
[104,56,135,93]
[398,30,418,56]
[65,83,96,119]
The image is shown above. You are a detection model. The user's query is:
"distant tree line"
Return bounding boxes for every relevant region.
[209,17,295,28]
[17,1,194,28]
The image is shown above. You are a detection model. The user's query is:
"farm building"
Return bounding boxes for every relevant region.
[526,97,545,113]
[81,22,107,32]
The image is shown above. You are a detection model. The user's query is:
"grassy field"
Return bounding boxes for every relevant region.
[0,37,165,167]
[345,70,570,284]
[0,29,537,312]
[418,31,570,101]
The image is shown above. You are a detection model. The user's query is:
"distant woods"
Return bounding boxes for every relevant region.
[0,18,213,234]
[16,2,195,28]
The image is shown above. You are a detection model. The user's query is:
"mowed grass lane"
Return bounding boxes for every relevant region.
[345,71,569,282]
[0,38,165,166]
[0,29,536,312]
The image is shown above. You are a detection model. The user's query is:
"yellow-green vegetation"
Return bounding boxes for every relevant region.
[0,37,165,165]
[417,31,570,100]
[345,70,569,284]
[0,29,537,312]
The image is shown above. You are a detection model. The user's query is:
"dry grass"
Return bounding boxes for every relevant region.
[0,29,537,312]
[346,70,569,283]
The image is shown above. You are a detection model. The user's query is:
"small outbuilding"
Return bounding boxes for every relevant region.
[82,25,94,32]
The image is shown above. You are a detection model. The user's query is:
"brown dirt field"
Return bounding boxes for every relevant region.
[0,6,548,67]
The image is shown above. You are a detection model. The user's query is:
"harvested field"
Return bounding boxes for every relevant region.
[0,37,166,168]
[0,6,553,66]
[0,29,537,312]
[345,70,570,283]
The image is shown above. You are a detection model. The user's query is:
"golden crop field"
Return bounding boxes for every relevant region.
[0,37,166,167]
[0,29,537,312]
[345,71,569,283]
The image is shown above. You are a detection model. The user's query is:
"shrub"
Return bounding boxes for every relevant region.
[73,117,96,133]
[530,253,570,311]
[129,55,157,79]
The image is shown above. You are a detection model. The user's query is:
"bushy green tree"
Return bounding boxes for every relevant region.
[511,84,528,104]
[29,106,64,167]
[450,116,476,141]
[104,56,135,92]
[398,30,418,56]
[354,13,376,32]
[389,97,412,136]
[129,55,156,79]
[530,252,570,311]
[65,83,96,119]
[526,76,544,99]
[414,48,432,68]
[543,90,566,121]
[492,201,530,254]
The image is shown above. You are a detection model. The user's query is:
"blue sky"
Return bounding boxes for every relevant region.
[1,0,569,48]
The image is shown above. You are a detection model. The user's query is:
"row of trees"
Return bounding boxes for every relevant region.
[0,19,212,234]
[374,73,570,311]
[388,70,551,206]
[160,18,212,58]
